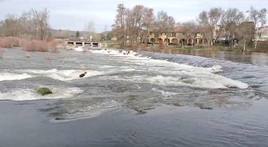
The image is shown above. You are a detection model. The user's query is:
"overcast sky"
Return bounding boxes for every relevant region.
[0,0,267,32]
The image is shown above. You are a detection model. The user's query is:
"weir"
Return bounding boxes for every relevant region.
[66,40,101,48]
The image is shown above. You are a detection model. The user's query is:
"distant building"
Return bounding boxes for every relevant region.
[256,26,268,41]
[111,36,117,41]
[254,26,268,49]
[215,21,255,47]
[147,26,208,47]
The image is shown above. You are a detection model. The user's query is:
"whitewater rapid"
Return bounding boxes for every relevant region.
[0,69,102,82]
[90,49,248,89]
[0,87,83,101]
[0,48,249,102]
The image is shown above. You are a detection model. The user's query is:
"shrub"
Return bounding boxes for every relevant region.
[0,37,21,48]
[0,37,58,52]
[24,39,59,52]
[48,40,58,53]
[23,40,49,52]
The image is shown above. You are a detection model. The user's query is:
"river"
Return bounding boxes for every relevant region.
[0,48,267,147]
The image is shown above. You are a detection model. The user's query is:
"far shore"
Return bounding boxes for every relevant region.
[103,42,268,55]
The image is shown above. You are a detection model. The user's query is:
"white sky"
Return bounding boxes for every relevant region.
[0,0,267,32]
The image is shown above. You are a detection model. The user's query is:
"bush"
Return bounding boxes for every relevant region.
[23,39,58,52]
[0,37,21,48]
[23,40,49,52]
[0,37,58,52]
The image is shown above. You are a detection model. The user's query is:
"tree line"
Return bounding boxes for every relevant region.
[0,9,50,40]
[112,4,267,49]
[112,4,175,48]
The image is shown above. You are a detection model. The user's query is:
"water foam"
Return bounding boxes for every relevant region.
[152,88,178,97]
[73,46,84,52]
[90,48,248,89]
[20,69,102,81]
[0,69,102,82]
[90,49,138,57]
[0,87,83,101]
[147,75,248,89]
[0,72,32,81]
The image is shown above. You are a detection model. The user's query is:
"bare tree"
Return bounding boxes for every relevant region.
[155,11,175,32]
[1,15,21,37]
[85,21,96,41]
[113,4,155,48]
[143,8,155,43]
[19,11,34,37]
[221,8,245,47]
[249,7,267,28]
[198,8,223,45]
[112,4,127,48]
[31,9,50,40]
[221,8,245,26]
[237,22,255,51]
[248,7,267,48]
[128,5,145,46]
[0,9,50,40]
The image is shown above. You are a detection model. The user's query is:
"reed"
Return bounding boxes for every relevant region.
[0,37,57,52]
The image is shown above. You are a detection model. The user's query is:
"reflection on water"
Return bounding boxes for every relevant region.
[147,48,268,66]
[251,52,268,65]
[215,51,268,66]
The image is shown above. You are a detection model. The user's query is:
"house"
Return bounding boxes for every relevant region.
[256,26,268,41]
[215,21,255,47]
[255,26,268,49]
[147,26,208,47]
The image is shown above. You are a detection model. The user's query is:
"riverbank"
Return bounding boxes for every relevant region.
[102,43,268,66]
[104,41,268,54]
[144,48,268,66]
